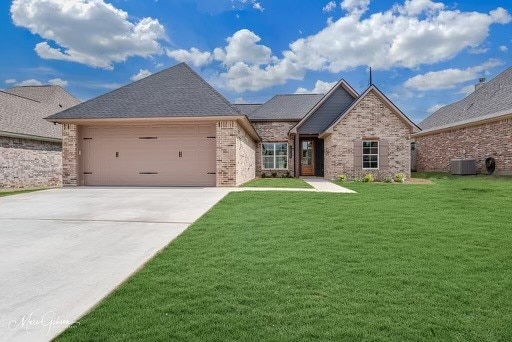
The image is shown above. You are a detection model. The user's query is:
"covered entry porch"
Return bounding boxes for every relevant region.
[293,135,324,177]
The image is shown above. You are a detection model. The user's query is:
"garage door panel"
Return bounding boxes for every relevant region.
[81,125,216,186]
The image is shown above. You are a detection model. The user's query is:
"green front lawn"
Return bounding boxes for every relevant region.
[0,189,42,197]
[58,176,512,341]
[241,177,313,188]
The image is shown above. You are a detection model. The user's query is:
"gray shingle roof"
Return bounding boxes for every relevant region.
[232,103,262,116]
[47,63,241,121]
[0,86,80,140]
[248,94,324,121]
[419,66,512,130]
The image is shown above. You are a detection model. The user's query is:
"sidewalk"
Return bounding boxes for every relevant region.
[301,178,356,193]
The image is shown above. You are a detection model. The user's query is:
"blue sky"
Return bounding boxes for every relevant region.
[2,0,511,123]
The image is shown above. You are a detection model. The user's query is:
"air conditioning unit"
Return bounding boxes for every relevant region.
[450,159,477,175]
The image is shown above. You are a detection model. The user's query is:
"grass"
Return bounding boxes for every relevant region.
[57,175,512,341]
[241,177,313,188]
[0,189,43,197]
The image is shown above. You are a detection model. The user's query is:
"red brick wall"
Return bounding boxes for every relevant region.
[415,118,512,175]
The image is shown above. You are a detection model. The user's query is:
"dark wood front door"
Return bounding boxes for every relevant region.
[301,140,314,176]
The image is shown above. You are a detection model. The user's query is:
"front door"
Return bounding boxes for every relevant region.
[301,140,314,176]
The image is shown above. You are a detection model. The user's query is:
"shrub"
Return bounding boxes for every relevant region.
[353,177,363,182]
[283,171,292,178]
[271,171,278,178]
[338,175,347,182]
[362,173,375,183]
[384,176,393,183]
[394,172,406,183]
[261,172,267,178]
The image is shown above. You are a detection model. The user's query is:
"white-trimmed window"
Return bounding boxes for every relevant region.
[362,141,379,169]
[262,143,288,169]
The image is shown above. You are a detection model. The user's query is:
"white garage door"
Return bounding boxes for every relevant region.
[80,124,216,186]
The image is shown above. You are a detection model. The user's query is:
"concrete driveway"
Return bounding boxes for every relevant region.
[0,187,230,342]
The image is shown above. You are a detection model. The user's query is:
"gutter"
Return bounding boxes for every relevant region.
[0,130,61,143]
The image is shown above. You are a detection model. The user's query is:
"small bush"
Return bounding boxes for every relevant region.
[261,172,267,178]
[271,171,278,178]
[394,172,406,183]
[362,173,375,183]
[284,171,292,178]
[384,176,393,183]
[353,177,363,182]
[338,175,347,182]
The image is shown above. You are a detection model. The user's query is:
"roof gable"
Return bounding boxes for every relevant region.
[297,85,356,134]
[290,80,358,134]
[419,66,512,130]
[47,63,241,121]
[321,85,419,137]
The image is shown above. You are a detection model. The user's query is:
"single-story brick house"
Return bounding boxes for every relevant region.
[414,66,512,175]
[0,85,80,189]
[46,63,418,187]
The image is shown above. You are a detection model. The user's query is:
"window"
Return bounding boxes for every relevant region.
[362,141,378,169]
[262,143,288,169]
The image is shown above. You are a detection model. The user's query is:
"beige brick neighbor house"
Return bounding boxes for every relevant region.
[1,85,80,189]
[415,66,512,175]
[47,63,418,187]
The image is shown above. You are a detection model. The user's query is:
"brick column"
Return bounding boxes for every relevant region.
[62,124,79,186]
[216,121,237,186]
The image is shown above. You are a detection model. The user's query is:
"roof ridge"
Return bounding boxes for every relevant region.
[179,63,243,115]
[0,90,41,103]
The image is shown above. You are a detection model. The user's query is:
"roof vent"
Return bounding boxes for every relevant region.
[474,78,486,91]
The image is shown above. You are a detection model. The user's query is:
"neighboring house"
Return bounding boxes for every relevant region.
[414,66,512,175]
[0,86,80,189]
[46,63,417,187]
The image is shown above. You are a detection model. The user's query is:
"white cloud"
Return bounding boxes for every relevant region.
[167,48,212,67]
[499,45,508,52]
[16,79,43,86]
[404,59,503,91]
[48,78,68,87]
[234,97,248,104]
[213,29,274,67]
[221,2,510,92]
[11,78,69,87]
[457,84,476,96]
[427,103,445,113]
[130,69,152,82]
[340,0,370,16]
[467,46,489,55]
[296,80,337,94]
[252,2,264,12]
[11,0,167,69]
[322,1,337,13]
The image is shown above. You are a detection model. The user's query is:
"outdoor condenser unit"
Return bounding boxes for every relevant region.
[450,159,477,175]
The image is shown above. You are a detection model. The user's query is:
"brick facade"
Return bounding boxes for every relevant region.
[62,124,79,186]
[0,136,61,189]
[216,120,256,186]
[323,91,411,181]
[252,121,297,177]
[236,123,256,185]
[415,118,512,175]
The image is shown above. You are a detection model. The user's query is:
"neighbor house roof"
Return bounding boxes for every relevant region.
[419,66,512,131]
[0,86,80,141]
[248,94,324,121]
[232,103,262,116]
[46,63,242,121]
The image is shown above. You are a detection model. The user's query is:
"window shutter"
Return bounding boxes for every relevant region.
[379,139,389,170]
[353,139,362,171]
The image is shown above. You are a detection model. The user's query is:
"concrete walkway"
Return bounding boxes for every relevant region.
[301,178,357,193]
[0,187,231,342]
